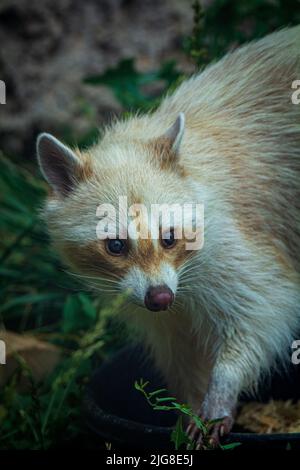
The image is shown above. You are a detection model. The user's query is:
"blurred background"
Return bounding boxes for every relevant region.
[0,0,300,449]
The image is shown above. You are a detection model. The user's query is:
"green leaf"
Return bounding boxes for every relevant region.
[220,442,241,450]
[62,294,97,333]
[153,405,174,411]
[62,296,81,333]
[192,414,207,433]
[171,416,191,451]
[148,388,168,397]
[171,402,193,416]
[155,397,177,403]
[134,379,149,393]
[78,293,97,320]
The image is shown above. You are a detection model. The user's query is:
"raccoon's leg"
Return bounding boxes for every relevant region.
[186,324,271,449]
[186,355,238,449]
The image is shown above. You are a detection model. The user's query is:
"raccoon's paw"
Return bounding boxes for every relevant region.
[186,414,233,450]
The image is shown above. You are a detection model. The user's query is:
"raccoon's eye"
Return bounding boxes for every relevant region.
[106,239,126,256]
[161,228,176,249]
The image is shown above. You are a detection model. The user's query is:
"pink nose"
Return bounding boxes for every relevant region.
[144,285,174,311]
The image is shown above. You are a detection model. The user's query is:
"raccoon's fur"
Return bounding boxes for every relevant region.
[37,26,300,445]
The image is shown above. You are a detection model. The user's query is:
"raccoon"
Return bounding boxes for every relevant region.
[37,26,300,447]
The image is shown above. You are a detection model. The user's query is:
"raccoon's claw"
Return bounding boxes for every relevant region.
[207,416,233,448]
[186,415,233,450]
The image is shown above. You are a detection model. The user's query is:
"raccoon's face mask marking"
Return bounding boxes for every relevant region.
[36,117,201,312]
[59,225,192,311]
[114,221,197,311]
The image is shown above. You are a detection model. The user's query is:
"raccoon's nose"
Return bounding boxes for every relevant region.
[144,285,174,312]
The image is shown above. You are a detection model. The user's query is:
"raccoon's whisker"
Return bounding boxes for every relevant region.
[65,270,121,284]
[178,277,199,286]
[87,283,120,292]
[178,254,199,269]
[180,262,200,272]
[88,285,121,294]
[180,271,200,280]
[178,264,198,276]
[63,263,122,282]
[178,264,201,278]
[178,284,198,293]
[81,278,121,291]
[70,283,120,294]
[179,273,199,281]
[69,279,119,293]
[178,270,199,282]
[181,274,201,284]
[89,269,122,282]
[69,274,119,284]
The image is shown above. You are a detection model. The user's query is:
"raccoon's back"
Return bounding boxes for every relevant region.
[159,26,300,271]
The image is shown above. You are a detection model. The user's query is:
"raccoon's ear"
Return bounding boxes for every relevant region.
[37,133,82,196]
[164,112,185,154]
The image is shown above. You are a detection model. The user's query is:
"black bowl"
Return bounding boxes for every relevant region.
[84,345,300,450]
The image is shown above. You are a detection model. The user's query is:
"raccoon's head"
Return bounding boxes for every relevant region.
[37,114,203,312]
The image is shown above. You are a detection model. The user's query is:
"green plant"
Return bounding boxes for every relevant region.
[184,0,300,67]
[134,379,240,451]
[183,0,210,66]
[0,153,72,332]
[0,153,128,449]
[84,58,182,112]
[0,294,128,449]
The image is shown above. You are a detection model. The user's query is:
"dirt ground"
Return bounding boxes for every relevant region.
[0,0,194,158]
